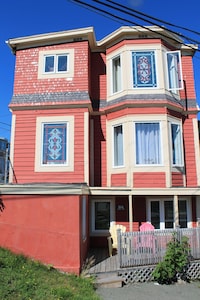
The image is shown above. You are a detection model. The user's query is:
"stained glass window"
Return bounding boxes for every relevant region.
[42,123,67,165]
[132,51,157,88]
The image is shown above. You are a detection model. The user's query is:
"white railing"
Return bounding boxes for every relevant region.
[117,227,200,268]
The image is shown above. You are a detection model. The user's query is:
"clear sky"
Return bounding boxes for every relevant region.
[0,0,200,141]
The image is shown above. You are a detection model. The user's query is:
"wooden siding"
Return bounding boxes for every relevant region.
[133,172,166,188]
[180,56,196,100]
[171,172,184,187]
[13,41,89,95]
[12,108,87,183]
[183,117,198,187]
[111,173,127,186]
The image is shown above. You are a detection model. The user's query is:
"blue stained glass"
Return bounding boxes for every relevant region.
[132,51,157,88]
[43,123,67,165]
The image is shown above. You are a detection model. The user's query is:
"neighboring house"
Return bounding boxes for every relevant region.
[0,26,200,274]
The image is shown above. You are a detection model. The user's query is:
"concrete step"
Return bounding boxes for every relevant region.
[95,272,123,288]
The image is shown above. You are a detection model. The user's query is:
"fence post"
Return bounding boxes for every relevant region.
[117,229,122,267]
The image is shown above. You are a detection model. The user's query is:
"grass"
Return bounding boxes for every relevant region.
[0,247,100,300]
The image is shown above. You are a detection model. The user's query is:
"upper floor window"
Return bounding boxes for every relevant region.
[112,55,121,93]
[42,123,68,165]
[113,124,124,167]
[170,122,183,166]
[44,54,68,73]
[38,49,74,79]
[166,51,183,92]
[135,122,161,165]
[132,51,157,88]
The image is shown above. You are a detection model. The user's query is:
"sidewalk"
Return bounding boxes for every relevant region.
[96,281,200,300]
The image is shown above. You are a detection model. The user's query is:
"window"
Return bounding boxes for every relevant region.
[170,123,183,166]
[38,49,74,79]
[112,55,121,93]
[167,51,183,91]
[44,54,68,73]
[135,122,161,165]
[42,123,68,165]
[113,124,124,167]
[35,116,74,172]
[132,51,157,88]
[149,199,189,229]
[91,199,115,233]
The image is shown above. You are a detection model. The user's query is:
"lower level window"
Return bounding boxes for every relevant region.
[42,123,67,165]
[149,199,188,229]
[91,199,114,233]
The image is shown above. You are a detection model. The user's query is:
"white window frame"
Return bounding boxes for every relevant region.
[113,123,124,167]
[35,116,74,172]
[91,198,115,235]
[147,198,191,229]
[112,55,122,94]
[169,121,184,167]
[38,49,74,79]
[134,121,162,166]
[44,54,69,74]
[166,50,183,92]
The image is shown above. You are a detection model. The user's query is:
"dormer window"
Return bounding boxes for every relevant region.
[132,51,157,88]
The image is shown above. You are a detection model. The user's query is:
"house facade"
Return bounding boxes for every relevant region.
[0,26,200,274]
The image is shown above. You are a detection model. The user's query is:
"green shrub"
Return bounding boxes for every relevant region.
[152,232,190,284]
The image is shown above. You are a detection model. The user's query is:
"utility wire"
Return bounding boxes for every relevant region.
[106,0,200,37]
[69,0,200,53]
[93,0,200,46]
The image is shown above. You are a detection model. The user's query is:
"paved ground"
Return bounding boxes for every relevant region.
[96,281,200,300]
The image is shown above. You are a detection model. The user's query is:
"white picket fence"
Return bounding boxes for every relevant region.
[117,227,200,268]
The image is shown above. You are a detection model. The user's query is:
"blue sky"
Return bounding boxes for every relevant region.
[0,0,200,141]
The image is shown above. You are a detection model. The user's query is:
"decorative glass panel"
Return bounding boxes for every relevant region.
[132,51,157,88]
[113,124,124,166]
[135,122,161,165]
[95,202,110,230]
[42,123,67,165]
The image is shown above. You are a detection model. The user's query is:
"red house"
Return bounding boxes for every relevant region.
[0,26,200,274]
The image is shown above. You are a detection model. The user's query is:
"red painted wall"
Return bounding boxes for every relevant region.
[111,173,127,186]
[11,108,87,184]
[0,194,89,274]
[133,172,166,188]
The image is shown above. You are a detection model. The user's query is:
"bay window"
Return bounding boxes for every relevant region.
[113,124,124,167]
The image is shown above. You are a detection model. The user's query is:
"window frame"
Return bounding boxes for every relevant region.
[169,121,184,167]
[35,116,74,172]
[132,50,157,88]
[166,50,183,92]
[44,53,69,74]
[112,123,124,167]
[38,49,74,79]
[91,198,115,235]
[147,198,191,229]
[134,121,162,166]
[112,55,122,94]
